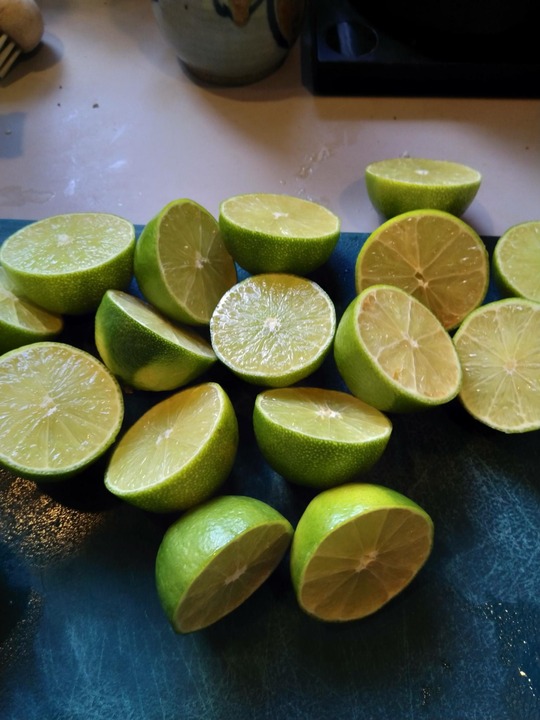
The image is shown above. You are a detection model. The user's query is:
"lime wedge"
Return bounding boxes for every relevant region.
[0,213,135,315]
[95,290,216,391]
[209,273,336,387]
[253,387,392,488]
[104,382,239,512]
[453,298,540,433]
[492,221,540,303]
[134,199,237,326]
[0,342,124,480]
[365,157,481,218]
[156,494,293,633]
[290,483,434,622]
[219,192,340,275]
[334,285,462,413]
[355,209,489,330]
[0,266,63,354]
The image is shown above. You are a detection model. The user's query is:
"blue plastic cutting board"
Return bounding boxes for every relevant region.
[0,220,538,720]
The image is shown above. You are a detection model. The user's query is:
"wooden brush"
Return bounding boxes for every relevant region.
[0,0,43,79]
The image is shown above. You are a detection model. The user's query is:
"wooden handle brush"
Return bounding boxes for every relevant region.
[0,0,44,78]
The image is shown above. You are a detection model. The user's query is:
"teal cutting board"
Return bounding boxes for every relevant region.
[0,220,538,720]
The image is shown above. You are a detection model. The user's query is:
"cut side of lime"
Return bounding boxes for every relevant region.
[355,209,489,330]
[0,266,63,354]
[290,483,434,622]
[134,198,237,326]
[453,298,540,433]
[104,382,239,512]
[0,213,135,315]
[0,342,124,481]
[95,290,216,391]
[365,157,481,218]
[253,387,392,488]
[334,285,462,413]
[155,495,293,633]
[209,273,336,387]
[492,221,540,303]
[219,192,340,275]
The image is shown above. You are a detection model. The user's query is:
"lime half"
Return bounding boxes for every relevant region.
[156,495,293,633]
[290,483,434,622]
[0,342,124,481]
[492,221,540,303]
[365,157,481,218]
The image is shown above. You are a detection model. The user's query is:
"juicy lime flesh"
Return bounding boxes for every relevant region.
[454,300,540,432]
[156,200,237,321]
[106,384,225,493]
[258,388,391,443]
[175,523,291,632]
[0,343,123,477]
[356,211,489,330]
[210,274,336,384]
[0,214,134,273]
[0,267,63,334]
[367,158,481,187]
[220,193,340,239]
[298,507,433,621]
[493,222,540,302]
[358,287,461,401]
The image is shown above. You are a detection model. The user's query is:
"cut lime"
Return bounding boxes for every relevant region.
[219,193,340,275]
[492,221,540,303]
[134,199,237,326]
[290,483,434,622]
[155,494,293,633]
[453,298,540,433]
[94,290,216,391]
[253,387,392,488]
[365,157,481,218]
[334,285,462,413]
[0,342,124,481]
[104,382,239,512]
[209,273,336,387]
[0,266,63,354]
[355,209,489,330]
[0,213,135,315]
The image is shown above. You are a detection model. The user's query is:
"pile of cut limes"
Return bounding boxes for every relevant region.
[0,158,539,634]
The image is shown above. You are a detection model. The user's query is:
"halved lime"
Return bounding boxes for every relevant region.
[453,298,540,433]
[134,199,237,326]
[253,387,392,488]
[104,382,239,512]
[290,483,434,622]
[155,494,293,633]
[209,273,336,387]
[219,192,340,275]
[95,290,216,391]
[0,213,135,315]
[492,221,540,303]
[334,285,462,413]
[365,157,481,218]
[0,342,124,481]
[0,266,63,354]
[355,209,489,330]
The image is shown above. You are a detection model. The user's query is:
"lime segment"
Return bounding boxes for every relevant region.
[290,483,434,622]
[134,198,237,326]
[0,342,124,480]
[0,213,135,315]
[453,298,540,433]
[365,157,481,218]
[156,495,293,633]
[355,209,489,330]
[219,193,340,275]
[95,290,216,391]
[492,221,540,302]
[210,273,336,387]
[105,382,239,512]
[253,387,392,488]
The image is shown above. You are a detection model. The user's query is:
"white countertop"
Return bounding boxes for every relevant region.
[1,0,539,236]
